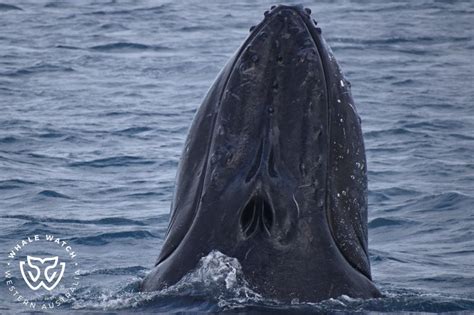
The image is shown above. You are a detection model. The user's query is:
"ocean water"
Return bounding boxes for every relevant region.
[0,0,473,313]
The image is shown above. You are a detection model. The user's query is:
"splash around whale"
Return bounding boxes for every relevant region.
[141,5,381,302]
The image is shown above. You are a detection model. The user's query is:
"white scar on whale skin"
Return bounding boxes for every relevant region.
[292,193,300,217]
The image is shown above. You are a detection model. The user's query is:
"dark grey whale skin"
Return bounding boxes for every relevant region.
[142,5,381,302]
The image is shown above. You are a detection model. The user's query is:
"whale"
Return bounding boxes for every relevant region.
[141,5,381,302]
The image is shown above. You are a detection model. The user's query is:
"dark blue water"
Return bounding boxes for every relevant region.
[0,0,473,313]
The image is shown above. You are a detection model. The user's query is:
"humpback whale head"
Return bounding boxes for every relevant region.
[142,5,381,302]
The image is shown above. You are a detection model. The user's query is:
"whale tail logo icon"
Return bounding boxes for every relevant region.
[19,256,66,291]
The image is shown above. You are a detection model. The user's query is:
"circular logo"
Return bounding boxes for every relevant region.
[4,234,81,310]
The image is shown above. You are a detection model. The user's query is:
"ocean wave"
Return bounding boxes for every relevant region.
[43,2,68,8]
[368,217,418,229]
[1,214,147,226]
[0,179,36,190]
[0,136,19,144]
[70,230,156,246]
[392,79,416,86]
[89,42,170,52]
[0,63,74,77]
[37,190,72,199]
[375,191,472,217]
[112,126,153,136]
[179,25,217,32]
[68,156,155,168]
[80,266,148,276]
[55,44,81,50]
[331,35,471,46]
[35,131,66,139]
[125,192,165,198]
[370,250,407,263]
[403,119,465,131]
[448,133,474,140]
[85,5,169,16]
[370,187,422,203]
[411,191,472,213]
[365,128,431,138]
[99,23,129,30]
[0,3,22,11]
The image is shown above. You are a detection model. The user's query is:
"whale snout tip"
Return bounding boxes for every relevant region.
[262,4,311,20]
[251,5,319,43]
[251,5,312,35]
[264,5,301,21]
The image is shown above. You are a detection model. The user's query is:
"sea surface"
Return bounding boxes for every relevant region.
[0,0,473,313]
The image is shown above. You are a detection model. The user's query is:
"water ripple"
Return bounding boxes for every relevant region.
[89,42,170,53]
[69,156,155,168]
[37,190,72,199]
[70,230,156,246]
[0,3,22,11]
[1,214,147,226]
